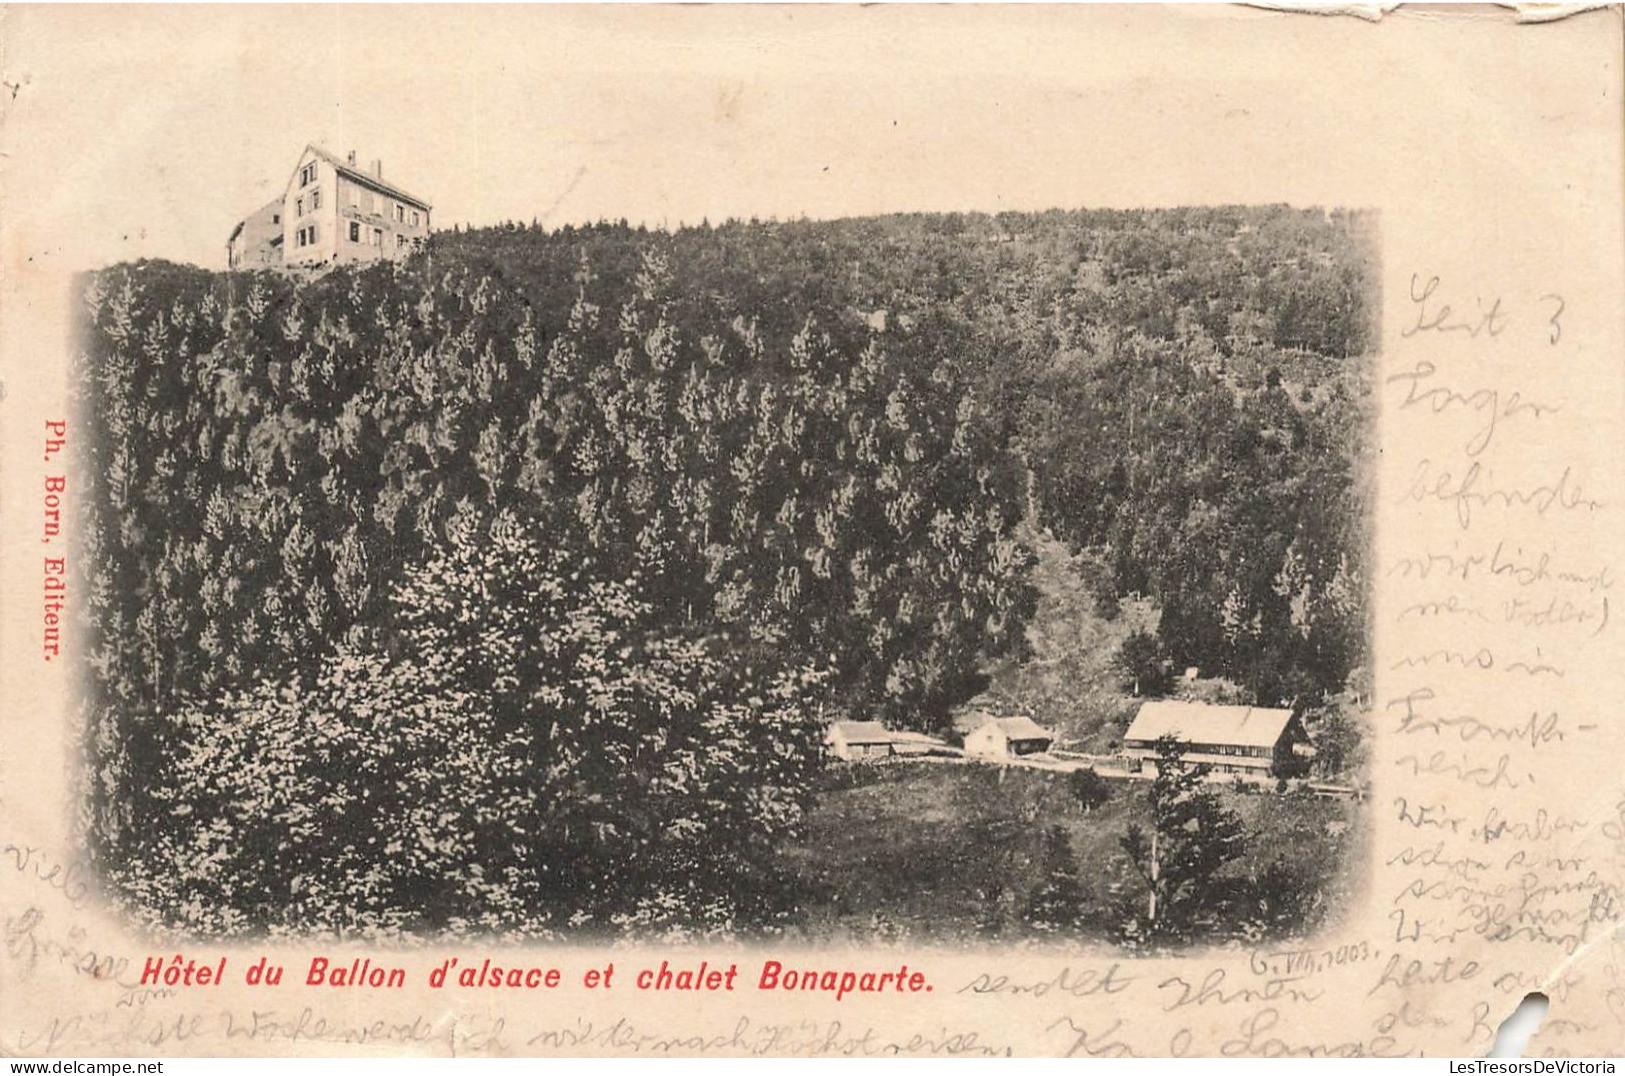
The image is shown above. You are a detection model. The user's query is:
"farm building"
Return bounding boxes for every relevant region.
[963,716,1055,760]
[823,721,948,760]
[1122,699,1309,778]
[824,721,899,760]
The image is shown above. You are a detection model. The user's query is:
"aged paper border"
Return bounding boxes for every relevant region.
[2,4,1623,1058]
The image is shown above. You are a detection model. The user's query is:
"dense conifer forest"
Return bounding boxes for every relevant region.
[76,204,1374,939]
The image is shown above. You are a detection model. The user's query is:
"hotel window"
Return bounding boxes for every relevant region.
[371,228,383,247]
[300,163,316,186]
[296,197,304,217]
[349,221,360,243]
[411,210,420,227]
[396,234,406,249]
[394,204,406,223]
[312,188,322,210]
[309,223,317,243]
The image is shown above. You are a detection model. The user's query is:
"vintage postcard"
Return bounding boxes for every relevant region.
[1,4,1622,1059]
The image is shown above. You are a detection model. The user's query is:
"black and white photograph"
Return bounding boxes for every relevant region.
[5,4,1623,1060]
[78,143,1376,949]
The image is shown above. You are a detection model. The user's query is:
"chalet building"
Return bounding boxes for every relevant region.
[228,145,432,272]
[823,721,948,761]
[824,721,898,761]
[1122,699,1309,779]
[963,716,1055,761]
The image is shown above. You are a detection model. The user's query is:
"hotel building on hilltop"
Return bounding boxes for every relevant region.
[227,144,432,272]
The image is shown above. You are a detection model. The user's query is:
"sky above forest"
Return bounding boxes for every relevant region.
[0,5,1441,272]
[8,4,1603,276]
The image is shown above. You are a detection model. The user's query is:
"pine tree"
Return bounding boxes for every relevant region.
[1024,824,1085,932]
[1119,735,1246,940]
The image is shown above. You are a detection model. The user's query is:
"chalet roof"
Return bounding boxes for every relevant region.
[1124,699,1295,750]
[980,716,1054,742]
[304,145,432,210]
[827,720,895,744]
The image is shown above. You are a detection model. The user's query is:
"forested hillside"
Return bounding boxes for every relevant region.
[432,206,1374,706]
[76,204,1373,937]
